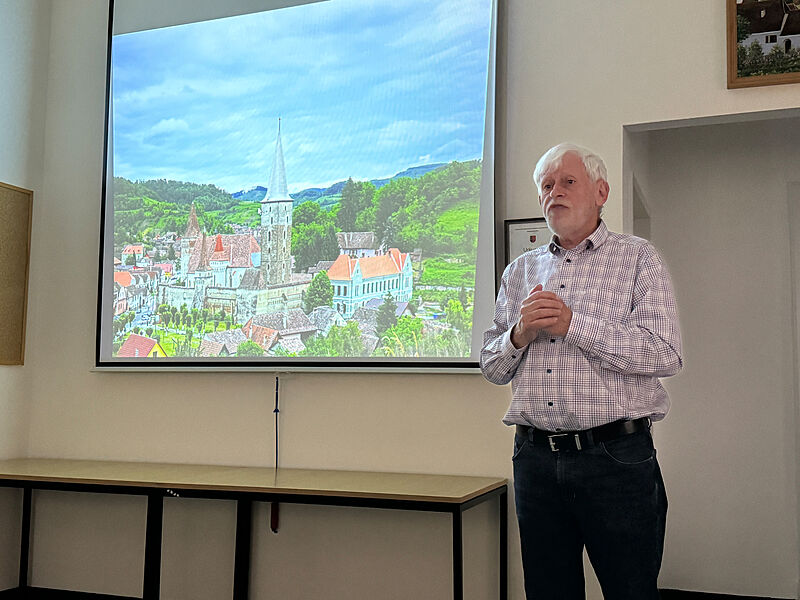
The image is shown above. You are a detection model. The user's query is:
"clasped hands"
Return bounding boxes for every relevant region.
[510,284,572,349]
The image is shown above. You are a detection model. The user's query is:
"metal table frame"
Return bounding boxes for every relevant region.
[0,470,507,600]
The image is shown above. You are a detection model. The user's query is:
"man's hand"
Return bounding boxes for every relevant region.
[510,284,573,349]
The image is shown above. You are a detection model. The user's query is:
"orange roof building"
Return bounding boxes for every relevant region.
[326,248,413,319]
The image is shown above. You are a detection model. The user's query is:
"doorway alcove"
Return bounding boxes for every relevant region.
[623,109,800,597]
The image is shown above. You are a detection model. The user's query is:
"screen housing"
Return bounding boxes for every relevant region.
[95,0,498,372]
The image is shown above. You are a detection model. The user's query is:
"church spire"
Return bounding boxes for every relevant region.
[266,118,290,201]
[184,203,201,239]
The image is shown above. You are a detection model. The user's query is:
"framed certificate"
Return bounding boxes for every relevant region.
[504,217,549,266]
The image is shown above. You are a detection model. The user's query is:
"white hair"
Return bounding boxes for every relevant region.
[532,143,608,194]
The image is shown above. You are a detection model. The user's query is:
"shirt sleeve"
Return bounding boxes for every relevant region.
[480,263,527,385]
[564,245,683,378]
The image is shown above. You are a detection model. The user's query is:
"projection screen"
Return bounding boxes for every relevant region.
[96,0,497,371]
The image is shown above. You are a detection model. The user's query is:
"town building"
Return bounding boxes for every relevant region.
[326,248,413,318]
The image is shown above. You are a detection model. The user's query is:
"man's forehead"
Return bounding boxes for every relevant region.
[541,152,586,179]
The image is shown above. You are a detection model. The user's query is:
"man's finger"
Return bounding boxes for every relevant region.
[521,309,561,324]
[531,290,564,302]
[529,316,559,328]
[521,298,562,311]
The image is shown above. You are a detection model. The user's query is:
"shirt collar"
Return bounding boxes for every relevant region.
[548,220,609,255]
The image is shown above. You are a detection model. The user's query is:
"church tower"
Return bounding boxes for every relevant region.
[259,119,293,285]
[180,202,201,278]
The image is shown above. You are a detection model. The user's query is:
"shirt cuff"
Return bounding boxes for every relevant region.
[564,310,603,354]
[497,327,526,367]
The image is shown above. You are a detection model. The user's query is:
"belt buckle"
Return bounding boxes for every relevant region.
[547,433,582,452]
[548,433,567,452]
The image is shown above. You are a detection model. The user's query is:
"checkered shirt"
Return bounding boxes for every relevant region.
[481,221,682,431]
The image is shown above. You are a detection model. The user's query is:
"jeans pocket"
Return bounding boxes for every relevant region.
[512,435,528,460]
[600,432,654,465]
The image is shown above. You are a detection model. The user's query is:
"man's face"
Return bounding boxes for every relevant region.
[538,152,608,247]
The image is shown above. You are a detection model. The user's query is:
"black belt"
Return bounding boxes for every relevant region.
[515,417,651,452]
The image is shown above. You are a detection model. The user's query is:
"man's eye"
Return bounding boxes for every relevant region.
[543,184,552,190]
[567,179,575,184]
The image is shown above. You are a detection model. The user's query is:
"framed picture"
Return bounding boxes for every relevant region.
[504,217,550,266]
[0,181,33,365]
[727,0,800,89]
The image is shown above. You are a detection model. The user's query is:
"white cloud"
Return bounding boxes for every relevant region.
[149,118,189,135]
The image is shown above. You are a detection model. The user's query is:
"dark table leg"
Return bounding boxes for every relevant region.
[19,487,32,590]
[233,499,252,600]
[143,492,163,600]
[500,487,507,600]
[452,507,463,600]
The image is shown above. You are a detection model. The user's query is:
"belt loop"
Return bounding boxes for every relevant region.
[527,427,534,443]
[585,429,594,446]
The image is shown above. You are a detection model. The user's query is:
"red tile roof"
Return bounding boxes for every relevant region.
[326,249,408,281]
[188,234,260,272]
[118,334,158,358]
[242,321,279,350]
[114,271,132,287]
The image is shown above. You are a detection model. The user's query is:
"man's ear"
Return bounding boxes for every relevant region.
[596,180,609,207]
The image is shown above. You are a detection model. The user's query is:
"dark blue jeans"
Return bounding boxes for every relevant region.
[512,428,667,599]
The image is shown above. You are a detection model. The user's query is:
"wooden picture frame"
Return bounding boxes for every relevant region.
[727,0,800,89]
[504,217,550,267]
[0,182,33,365]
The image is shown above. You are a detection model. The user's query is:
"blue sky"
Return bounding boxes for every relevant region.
[111,0,492,194]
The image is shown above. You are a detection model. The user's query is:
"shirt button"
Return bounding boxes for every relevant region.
[566,259,571,263]
[560,284,565,289]
[546,369,552,373]
[548,402,553,406]
[550,339,555,343]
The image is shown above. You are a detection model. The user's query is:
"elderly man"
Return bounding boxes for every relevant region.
[481,143,682,599]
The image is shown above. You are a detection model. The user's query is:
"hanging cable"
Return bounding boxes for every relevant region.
[271,375,280,533]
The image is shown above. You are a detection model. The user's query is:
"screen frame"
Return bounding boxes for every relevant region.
[95,0,498,372]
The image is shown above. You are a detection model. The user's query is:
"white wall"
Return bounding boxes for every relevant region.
[0,0,51,591]
[3,0,800,598]
[0,0,49,458]
[634,118,799,598]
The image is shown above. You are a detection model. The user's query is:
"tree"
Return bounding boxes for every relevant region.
[236,340,264,357]
[376,293,398,336]
[292,221,339,272]
[303,271,334,312]
[293,201,324,225]
[167,246,176,261]
[380,316,424,356]
[458,286,468,309]
[373,178,420,246]
[125,254,137,266]
[736,14,751,44]
[336,178,376,232]
[146,327,154,337]
[300,322,365,357]
[445,298,469,333]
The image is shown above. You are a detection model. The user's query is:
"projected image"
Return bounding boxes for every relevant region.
[105,0,492,361]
